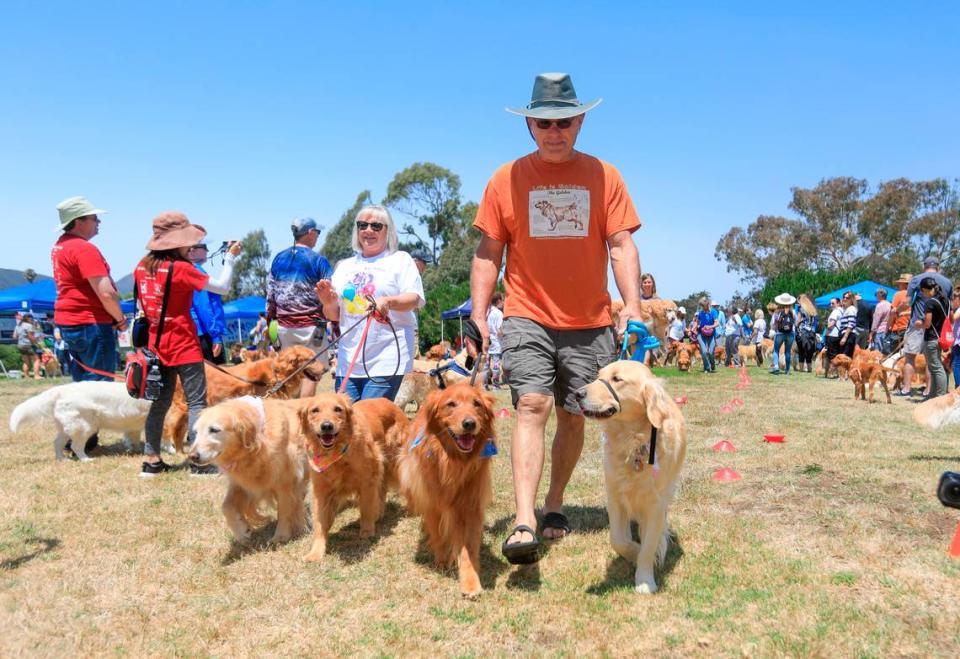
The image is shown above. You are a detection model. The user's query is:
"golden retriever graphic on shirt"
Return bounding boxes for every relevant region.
[529,188,590,238]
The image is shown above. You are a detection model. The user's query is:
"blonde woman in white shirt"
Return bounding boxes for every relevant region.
[316,205,425,402]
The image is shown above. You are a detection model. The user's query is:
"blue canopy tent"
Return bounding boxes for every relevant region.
[440,299,472,343]
[814,280,896,309]
[222,296,267,343]
[0,280,58,312]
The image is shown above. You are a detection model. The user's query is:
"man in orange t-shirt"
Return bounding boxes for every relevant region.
[888,273,912,352]
[468,73,643,564]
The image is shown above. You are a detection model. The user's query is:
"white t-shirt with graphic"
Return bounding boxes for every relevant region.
[487,305,504,354]
[331,250,425,378]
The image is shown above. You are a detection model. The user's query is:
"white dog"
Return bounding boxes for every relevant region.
[9,381,152,461]
[576,360,687,594]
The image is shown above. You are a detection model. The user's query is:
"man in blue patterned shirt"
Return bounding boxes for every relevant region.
[267,217,333,396]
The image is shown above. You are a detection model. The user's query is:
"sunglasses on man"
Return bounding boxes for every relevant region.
[356,221,385,232]
[190,244,208,251]
[533,118,574,130]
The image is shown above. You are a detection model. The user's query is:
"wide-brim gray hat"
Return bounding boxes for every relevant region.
[56,195,107,231]
[506,72,602,120]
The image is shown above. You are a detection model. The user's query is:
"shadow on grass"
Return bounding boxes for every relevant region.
[1,537,61,571]
[487,504,609,537]
[325,500,405,564]
[585,529,684,595]
[909,454,960,462]
[413,533,512,592]
[220,501,406,565]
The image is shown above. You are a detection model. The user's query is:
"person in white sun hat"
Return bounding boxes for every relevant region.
[769,293,797,375]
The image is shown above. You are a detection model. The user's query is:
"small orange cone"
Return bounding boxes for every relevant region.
[496,408,512,418]
[712,440,737,452]
[731,398,744,406]
[713,467,742,482]
[949,521,960,559]
[735,382,748,390]
[719,405,733,414]
[674,395,688,405]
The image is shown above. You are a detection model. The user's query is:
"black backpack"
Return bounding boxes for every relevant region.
[777,311,795,333]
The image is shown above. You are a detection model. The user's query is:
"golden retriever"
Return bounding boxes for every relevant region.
[425,341,453,360]
[189,397,309,545]
[395,351,482,413]
[737,343,762,367]
[398,383,496,598]
[164,346,327,452]
[914,387,960,428]
[831,354,852,381]
[575,360,687,594]
[849,359,893,403]
[299,394,408,562]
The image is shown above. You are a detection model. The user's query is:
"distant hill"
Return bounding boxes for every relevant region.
[0,268,53,291]
[115,273,134,295]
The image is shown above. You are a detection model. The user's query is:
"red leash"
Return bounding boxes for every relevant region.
[338,315,375,394]
[72,357,123,380]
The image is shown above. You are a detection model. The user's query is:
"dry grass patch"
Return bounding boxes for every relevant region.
[2,368,959,656]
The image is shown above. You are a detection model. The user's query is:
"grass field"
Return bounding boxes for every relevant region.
[2,367,959,657]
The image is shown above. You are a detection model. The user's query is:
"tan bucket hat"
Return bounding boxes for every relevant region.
[895,273,912,285]
[146,211,207,251]
[56,196,106,230]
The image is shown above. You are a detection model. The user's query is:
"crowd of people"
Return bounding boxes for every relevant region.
[17,71,956,565]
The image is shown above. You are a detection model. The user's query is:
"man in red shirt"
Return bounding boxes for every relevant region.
[51,196,127,382]
[468,73,643,564]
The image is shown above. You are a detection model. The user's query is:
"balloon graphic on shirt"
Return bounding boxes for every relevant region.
[343,284,356,302]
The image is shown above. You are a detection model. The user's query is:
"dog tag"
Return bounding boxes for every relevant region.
[481,439,497,458]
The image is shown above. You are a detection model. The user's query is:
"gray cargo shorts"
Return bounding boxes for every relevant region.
[500,317,618,414]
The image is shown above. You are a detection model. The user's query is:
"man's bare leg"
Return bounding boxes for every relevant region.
[300,377,317,398]
[505,392,553,547]
[902,354,916,394]
[542,406,585,539]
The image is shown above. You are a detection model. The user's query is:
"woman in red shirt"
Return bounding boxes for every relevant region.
[135,212,241,478]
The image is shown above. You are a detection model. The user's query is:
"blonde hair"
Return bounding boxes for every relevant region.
[351,205,399,255]
[754,309,764,320]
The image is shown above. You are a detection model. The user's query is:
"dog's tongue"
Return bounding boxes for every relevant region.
[320,433,336,448]
[455,433,477,452]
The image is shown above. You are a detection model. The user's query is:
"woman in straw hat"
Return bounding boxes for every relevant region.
[769,293,797,374]
[134,212,241,478]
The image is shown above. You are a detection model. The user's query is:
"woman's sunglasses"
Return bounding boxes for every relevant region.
[356,221,385,232]
[534,118,574,130]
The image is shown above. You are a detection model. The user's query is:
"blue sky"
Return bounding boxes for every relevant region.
[1,2,957,302]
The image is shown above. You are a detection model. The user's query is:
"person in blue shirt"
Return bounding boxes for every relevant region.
[695,297,719,373]
[188,242,228,364]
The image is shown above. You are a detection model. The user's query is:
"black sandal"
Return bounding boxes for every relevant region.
[541,511,571,540]
[501,524,541,565]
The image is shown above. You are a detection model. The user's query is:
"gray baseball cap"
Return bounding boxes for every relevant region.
[923,255,940,268]
[291,217,319,237]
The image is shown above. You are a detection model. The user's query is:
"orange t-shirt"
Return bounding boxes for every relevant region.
[473,151,641,330]
[890,289,910,332]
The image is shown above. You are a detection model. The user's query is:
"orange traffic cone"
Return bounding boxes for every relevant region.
[949,521,960,559]
[496,408,512,418]
[674,395,688,405]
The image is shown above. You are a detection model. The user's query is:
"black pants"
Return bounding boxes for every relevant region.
[825,336,842,376]
[796,330,817,366]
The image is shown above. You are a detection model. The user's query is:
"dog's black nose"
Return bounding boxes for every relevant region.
[574,387,587,401]
[461,417,477,432]
[320,421,334,433]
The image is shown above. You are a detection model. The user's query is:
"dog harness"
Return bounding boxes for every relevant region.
[597,377,657,467]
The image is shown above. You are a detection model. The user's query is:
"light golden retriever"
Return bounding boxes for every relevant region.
[189,397,309,546]
[299,394,408,562]
[576,360,687,594]
[398,382,496,598]
[394,351,482,413]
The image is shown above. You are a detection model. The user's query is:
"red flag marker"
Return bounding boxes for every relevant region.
[674,395,688,405]
[731,398,744,406]
[763,434,785,443]
[719,405,733,414]
[496,408,512,418]
[712,467,742,482]
[712,440,737,452]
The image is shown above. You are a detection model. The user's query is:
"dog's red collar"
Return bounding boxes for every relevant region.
[309,444,348,474]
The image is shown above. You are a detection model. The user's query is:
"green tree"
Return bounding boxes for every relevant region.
[423,202,480,289]
[757,266,872,309]
[230,229,271,299]
[383,162,463,262]
[22,268,37,284]
[416,280,472,351]
[320,190,373,265]
[675,290,711,317]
